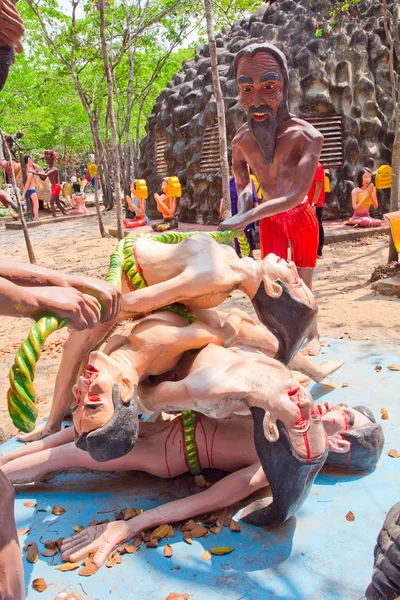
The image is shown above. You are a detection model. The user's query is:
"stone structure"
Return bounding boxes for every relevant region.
[139,0,397,223]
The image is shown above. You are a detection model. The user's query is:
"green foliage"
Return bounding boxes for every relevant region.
[1,0,260,157]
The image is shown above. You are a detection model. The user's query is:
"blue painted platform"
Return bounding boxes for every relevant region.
[2,339,400,600]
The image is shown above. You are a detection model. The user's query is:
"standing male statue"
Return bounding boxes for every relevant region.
[219,44,323,352]
[31,149,67,217]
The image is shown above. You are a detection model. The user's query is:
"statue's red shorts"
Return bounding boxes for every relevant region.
[259,201,319,268]
[51,184,61,197]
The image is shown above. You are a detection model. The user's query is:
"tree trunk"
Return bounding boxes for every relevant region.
[388,78,400,262]
[19,152,33,221]
[1,132,36,264]
[99,0,123,239]
[94,170,106,238]
[204,0,231,219]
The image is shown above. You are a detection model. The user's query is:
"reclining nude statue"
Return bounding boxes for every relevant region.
[16,305,345,525]
[17,235,343,443]
[0,399,384,570]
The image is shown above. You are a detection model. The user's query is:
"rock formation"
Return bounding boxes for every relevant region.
[138,0,397,223]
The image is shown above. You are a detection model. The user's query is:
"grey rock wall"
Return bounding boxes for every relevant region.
[139,0,398,223]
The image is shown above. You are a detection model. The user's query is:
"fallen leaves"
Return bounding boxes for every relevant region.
[24,501,37,508]
[345,511,355,522]
[201,551,211,561]
[24,541,39,564]
[32,578,47,592]
[164,544,173,558]
[72,525,84,533]
[210,546,234,556]
[341,382,349,388]
[381,408,389,420]
[52,506,66,516]
[388,449,400,458]
[375,365,382,372]
[387,364,400,371]
[56,562,80,572]
[41,548,58,557]
[106,552,122,568]
[116,507,143,520]
[151,524,170,540]
[78,562,98,577]
[165,594,189,600]
[229,521,241,532]
[188,525,208,539]
[17,527,31,537]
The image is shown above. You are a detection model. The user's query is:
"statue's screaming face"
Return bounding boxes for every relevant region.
[236,51,285,165]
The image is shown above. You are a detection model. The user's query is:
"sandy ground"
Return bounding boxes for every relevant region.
[0,212,399,437]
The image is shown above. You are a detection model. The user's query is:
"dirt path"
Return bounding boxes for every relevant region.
[0,216,399,437]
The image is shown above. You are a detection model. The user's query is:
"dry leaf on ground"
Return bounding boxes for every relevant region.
[78,563,98,577]
[346,511,355,522]
[182,532,192,544]
[388,449,400,458]
[24,501,37,508]
[147,538,159,548]
[119,543,138,555]
[210,546,234,556]
[106,552,122,568]
[17,527,30,537]
[72,525,84,532]
[165,594,189,600]
[341,382,349,388]
[189,525,208,538]
[387,364,400,371]
[32,578,47,592]
[133,536,143,547]
[41,548,58,557]
[375,365,382,372]
[381,409,389,420]
[52,506,66,516]
[166,525,175,539]
[56,562,80,571]
[201,551,211,561]
[164,544,173,558]
[25,541,39,563]
[229,521,241,532]
[152,524,170,540]
[210,525,221,534]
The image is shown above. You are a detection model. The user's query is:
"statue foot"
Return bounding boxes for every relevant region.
[314,360,344,383]
[17,421,61,443]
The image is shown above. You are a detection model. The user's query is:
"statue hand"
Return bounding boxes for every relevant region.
[63,276,121,323]
[31,286,102,330]
[61,521,133,568]
[16,421,61,443]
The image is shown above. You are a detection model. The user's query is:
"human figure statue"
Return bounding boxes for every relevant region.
[124,179,150,229]
[68,176,88,215]
[0,259,121,600]
[0,187,19,215]
[30,149,67,217]
[307,161,325,258]
[229,166,259,258]
[346,168,382,228]
[218,44,323,353]
[87,153,98,189]
[17,236,319,444]
[22,154,39,219]
[0,396,383,570]
[152,177,178,231]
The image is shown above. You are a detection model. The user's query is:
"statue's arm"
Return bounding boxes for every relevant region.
[0,427,74,468]
[60,462,268,568]
[0,262,121,323]
[17,320,117,442]
[221,130,323,230]
[232,140,254,214]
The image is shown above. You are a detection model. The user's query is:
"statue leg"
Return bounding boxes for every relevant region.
[0,471,24,600]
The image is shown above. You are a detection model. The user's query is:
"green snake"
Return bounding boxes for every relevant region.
[7,229,250,433]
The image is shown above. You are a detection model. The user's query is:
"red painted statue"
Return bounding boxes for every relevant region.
[219,44,323,353]
[30,150,67,218]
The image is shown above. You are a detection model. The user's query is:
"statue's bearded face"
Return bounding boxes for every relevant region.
[236,52,286,165]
